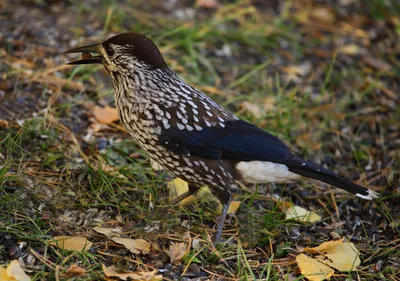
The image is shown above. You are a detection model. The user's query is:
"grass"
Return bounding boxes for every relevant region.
[0,0,399,280]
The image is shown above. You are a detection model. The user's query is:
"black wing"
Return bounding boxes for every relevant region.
[159,119,377,199]
[159,119,291,163]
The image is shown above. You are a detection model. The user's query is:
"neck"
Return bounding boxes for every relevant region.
[111,67,191,105]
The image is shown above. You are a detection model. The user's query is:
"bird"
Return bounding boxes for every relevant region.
[64,32,379,241]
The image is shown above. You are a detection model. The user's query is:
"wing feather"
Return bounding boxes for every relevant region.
[160,119,291,163]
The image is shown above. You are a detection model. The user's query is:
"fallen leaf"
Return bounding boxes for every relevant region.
[340,44,360,55]
[0,260,31,281]
[169,242,187,264]
[196,0,219,9]
[282,63,311,83]
[168,178,242,214]
[93,105,119,124]
[240,96,276,118]
[112,237,150,255]
[167,178,196,206]
[296,254,334,281]
[0,119,9,128]
[305,239,343,253]
[150,160,164,171]
[0,268,8,281]
[227,201,241,214]
[285,205,321,223]
[306,239,361,271]
[93,227,122,238]
[310,7,336,23]
[240,101,266,119]
[102,264,162,281]
[168,178,189,199]
[49,236,92,252]
[65,264,86,277]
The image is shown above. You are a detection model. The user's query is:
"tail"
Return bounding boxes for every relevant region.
[286,154,379,200]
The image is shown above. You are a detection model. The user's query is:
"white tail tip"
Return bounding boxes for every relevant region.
[356,189,380,200]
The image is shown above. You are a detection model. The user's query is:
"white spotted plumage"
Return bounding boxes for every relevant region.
[66,32,379,242]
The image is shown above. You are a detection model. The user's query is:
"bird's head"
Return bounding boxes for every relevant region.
[64,33,168,74]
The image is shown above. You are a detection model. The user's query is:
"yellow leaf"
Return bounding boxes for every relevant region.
[169,242,187,264]
[340,44,360,55]
[150,160,164,171]
[305,239,344,253]
[102,264,162,281]
[285,205,321,223]
[167,178,196,206]
[111,238,150,255]
[93,226,122,238]
[49,236,92,252]
[168,178,189,198]
[167,178,241,213]
[296,254,334,281]
[306,239,361,271]
[93,105,119,124]
[0,260,31,281]
[227,201,241,214]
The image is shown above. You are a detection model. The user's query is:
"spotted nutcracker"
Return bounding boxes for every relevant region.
[64,33,379,241]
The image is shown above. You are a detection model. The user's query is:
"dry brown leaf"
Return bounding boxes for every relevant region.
[169,242,187,264]
[112,237,150,255]
[310,7,336,23]
[49,236,92,252]
[102,264,162,281]
[93,227,122,238]
[93,105,119,124]
[282,63,311,83]
[65,264,86,277]
[0,260,31,281]
[0,119,9,128]
[241,101,266,119]
[285,205,321,223]
[306,239,361,271]
[296,254,334,281]
[196,0,219,9]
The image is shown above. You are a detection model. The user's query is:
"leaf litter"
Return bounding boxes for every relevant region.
[0,260,31,281]
[49,236,92,252]
[296,238,362,281]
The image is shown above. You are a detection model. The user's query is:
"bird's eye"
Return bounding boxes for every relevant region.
[106,45,115,57]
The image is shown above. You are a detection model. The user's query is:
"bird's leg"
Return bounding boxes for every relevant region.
[170,184,199,205]
[213,188,232,242]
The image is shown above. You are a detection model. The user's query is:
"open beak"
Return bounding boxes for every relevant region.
[63,43,103,65]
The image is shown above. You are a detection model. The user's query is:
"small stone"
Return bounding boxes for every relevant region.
[155,261,164,269]
[188,263,200,274]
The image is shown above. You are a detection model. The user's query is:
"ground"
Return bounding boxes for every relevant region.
[0,0,399,280]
